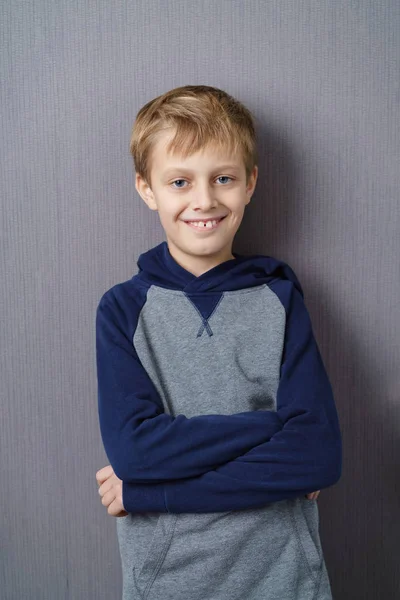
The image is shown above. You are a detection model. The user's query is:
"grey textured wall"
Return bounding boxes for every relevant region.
[2,1,399,599]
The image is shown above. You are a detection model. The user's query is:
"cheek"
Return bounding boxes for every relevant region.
[229,199,246,216]
[228,191,246,207]
[157,207,180,227]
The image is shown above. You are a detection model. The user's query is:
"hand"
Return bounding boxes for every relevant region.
[96,465,128,517]
[95,463,319,513]
[305,490,320,500]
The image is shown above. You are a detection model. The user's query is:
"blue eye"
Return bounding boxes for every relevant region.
[171,176,232,188]
[171,179,187,188]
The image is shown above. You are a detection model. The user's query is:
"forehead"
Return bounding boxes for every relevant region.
[151,129,244,174]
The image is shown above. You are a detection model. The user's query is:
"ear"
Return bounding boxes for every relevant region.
[245,165,258,204]
[135,174,158,211]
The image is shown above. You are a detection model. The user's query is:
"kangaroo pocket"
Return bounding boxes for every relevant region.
[141,500,326,600]
[288,496,324,579]
[116,511,178,597]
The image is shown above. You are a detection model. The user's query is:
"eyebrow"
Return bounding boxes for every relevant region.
[162,165,241,177]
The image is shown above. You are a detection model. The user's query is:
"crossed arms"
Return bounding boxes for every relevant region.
[95,281,342,514]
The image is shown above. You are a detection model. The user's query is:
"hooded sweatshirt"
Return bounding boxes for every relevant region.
[95,241,342,600]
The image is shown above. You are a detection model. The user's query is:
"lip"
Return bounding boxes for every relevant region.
[183,216,227,232]
[183,216,227,222]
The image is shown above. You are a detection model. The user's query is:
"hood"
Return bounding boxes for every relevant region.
[135,241,303,297]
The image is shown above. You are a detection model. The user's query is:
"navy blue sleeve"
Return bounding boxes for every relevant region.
[121,282,342,513]
[96,292,284,498]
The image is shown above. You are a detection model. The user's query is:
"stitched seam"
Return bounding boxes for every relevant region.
[189,301,211,337]
[143,516,178,599]
[163,486,169,513]
[184,291,225,337]
[311,563,324,600]
[152,284,267,296]
[183,290,225,319]
[288,505,319,585]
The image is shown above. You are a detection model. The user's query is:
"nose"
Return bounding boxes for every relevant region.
[191,181,218,211]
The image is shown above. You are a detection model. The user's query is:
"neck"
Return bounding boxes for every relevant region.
[167,243,235,277]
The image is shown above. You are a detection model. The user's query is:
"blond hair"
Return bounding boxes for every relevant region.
[129,85,258,187]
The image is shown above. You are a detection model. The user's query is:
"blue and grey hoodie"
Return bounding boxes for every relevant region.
[95,241,342,600]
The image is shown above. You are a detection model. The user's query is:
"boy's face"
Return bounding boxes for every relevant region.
[135,129,258,277]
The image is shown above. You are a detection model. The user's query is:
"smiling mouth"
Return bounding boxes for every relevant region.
[184,216,227,231]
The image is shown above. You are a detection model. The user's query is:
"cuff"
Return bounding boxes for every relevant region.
[122,481,168,513]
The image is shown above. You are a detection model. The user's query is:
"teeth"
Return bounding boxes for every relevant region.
[188,219,219,228]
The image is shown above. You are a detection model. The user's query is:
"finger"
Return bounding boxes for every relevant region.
[101,489,115,508]
[98,478,113,498]
[96,465,113,485]
[107,497,128,518]
[108,498,122,517]
[96,465,113,483]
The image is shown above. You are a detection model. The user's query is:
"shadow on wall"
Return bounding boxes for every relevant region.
[233,122,399,600]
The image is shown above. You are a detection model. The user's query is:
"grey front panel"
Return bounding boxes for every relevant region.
[114,284,332,600]
[133,284,286,418]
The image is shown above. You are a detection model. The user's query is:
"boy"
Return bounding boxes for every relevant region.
[95,85,342,600]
